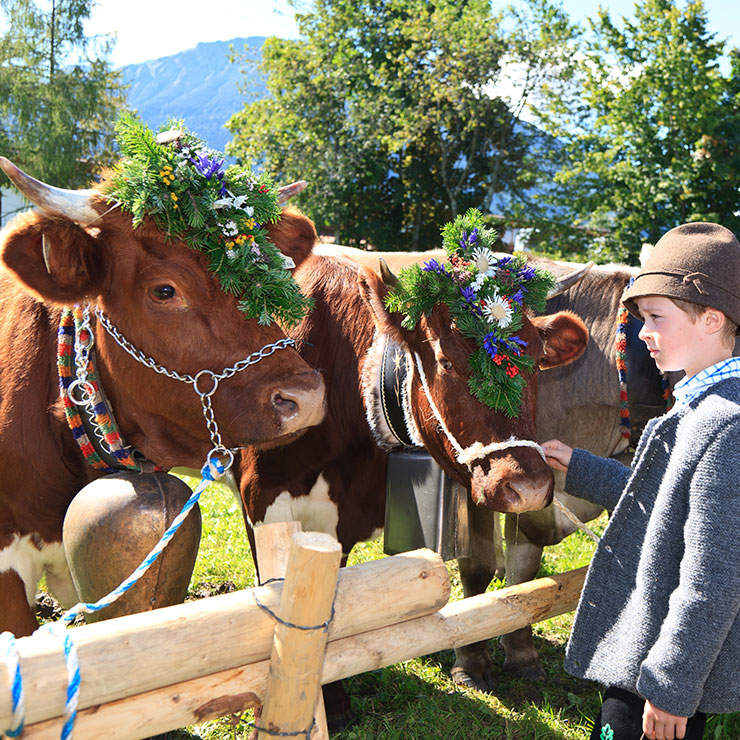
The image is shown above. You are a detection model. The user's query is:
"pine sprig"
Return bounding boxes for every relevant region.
[385,209,556,417]
[103,113,310,327]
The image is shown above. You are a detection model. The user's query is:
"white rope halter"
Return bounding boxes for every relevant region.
[411,352,547,470]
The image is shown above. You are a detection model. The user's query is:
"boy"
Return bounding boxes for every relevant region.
[542,222,740,740]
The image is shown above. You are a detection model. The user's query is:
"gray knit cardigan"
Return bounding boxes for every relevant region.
[564,376,740,717]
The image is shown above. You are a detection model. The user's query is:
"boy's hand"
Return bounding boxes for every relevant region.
[541,439,573,472]
[642,699,688,739]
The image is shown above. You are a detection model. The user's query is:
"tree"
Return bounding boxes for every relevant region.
[0,0,126,210]
[531,0,740,263]
[227,0,578,251]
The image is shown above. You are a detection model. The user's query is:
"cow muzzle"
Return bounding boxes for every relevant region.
[470,451,554,513]
[271,371,326,434]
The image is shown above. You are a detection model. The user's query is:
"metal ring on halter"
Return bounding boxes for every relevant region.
[193,370,220,398]
[67,379,97,407]
[206,446,234,475]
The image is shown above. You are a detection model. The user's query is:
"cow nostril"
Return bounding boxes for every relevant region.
[271,392,299,420]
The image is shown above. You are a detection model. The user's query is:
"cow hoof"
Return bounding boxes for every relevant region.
[451,666,496,692]
[326,709,354,733]
[505,663,547,682]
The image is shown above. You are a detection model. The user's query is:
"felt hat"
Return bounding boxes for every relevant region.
[622,222,740,332]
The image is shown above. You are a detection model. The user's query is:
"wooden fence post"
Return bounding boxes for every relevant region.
[254,526,340,740]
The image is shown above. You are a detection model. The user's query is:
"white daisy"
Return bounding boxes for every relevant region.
[482,289,513,328]
[471,246,498,276]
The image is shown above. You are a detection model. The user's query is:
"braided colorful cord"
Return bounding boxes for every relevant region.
[615,300,673,442]
[616,303,631,441]
[57,307,144,473]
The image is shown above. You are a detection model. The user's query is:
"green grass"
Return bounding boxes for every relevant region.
[51,477,740,739]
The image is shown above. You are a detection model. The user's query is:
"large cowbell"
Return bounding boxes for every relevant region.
[383,448,472,561]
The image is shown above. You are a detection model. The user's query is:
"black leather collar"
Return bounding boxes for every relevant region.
[380,336,419,448]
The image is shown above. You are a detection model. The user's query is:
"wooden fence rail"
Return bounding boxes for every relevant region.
[1,531,585,740]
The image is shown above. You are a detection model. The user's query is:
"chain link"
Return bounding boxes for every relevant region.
[68,306,296,471]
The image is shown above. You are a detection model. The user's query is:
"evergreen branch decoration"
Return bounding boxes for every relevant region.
[384,208,556,417]
[103,113,311,327]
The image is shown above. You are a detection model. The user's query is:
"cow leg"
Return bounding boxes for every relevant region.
[451,506,499,691]
[0,569,39,636]
[500,514,546,680]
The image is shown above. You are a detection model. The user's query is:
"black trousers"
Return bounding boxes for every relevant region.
[589,687,707,740]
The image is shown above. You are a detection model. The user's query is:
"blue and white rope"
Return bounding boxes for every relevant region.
[58,456,224,626]
[0,632,24,738]
[1,456,226,739]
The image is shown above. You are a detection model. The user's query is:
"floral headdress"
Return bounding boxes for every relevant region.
[104,113,311,327]
[384,208,556,417]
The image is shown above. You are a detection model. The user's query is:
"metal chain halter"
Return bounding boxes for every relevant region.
[68,305,296,471]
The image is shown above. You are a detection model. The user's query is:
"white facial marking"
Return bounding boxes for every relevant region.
[258,474,339,539]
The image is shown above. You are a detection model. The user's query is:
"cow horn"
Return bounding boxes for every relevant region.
[546,261,594,299]
[42,233,53,274]
[378,257,399,288]
[0,156,100,224]
[277,180,308,205]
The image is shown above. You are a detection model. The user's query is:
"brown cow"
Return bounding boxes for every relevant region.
[236,249,589,724]
[0,159,326,637]
[317,245,665,689]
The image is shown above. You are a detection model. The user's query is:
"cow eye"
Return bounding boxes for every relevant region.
[151,284,176,300]
[438,357,453,372]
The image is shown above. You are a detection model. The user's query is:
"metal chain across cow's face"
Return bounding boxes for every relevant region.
[67,305,296,471]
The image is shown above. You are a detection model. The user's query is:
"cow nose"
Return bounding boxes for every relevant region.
[271,378,326,433]
[503,476,554,513]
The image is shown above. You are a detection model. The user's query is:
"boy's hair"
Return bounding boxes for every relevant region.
[669,297,738,349]
[622,222,740,336]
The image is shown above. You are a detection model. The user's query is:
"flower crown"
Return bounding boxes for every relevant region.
[103,113,311,327]
[384,208,556,416]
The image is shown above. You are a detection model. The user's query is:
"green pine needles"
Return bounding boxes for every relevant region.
[104,113,311,327]
[384,208,556,417]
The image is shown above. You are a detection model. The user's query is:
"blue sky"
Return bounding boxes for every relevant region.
[86,0,738,69]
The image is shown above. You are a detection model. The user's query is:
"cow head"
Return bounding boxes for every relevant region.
[0,158,326,469]
[357,216,588,514]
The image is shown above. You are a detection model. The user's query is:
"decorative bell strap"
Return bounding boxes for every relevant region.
[380,335,419,448]
[57,308,159,474]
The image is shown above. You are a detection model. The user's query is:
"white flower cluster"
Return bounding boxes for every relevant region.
[469,246,513,328]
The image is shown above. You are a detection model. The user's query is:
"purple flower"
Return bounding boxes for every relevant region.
[504,336,528,356]
[510,288,524,305]
[460,285,482,315]
[190,151,225,180]
[422,258,446,275]
[459,228,479,252]
[519,265,537,281]
[483,332,528,360]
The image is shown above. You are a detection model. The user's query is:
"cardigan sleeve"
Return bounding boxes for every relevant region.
[563,448,631,511]
[636,420,740,716]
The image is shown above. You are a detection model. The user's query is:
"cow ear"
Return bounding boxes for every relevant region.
[266,206,318,270]
[357,266,409,344]
[532,310,589,369]
[0,212,107,305]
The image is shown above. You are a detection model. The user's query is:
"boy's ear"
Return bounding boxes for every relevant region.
[1,211,108,305]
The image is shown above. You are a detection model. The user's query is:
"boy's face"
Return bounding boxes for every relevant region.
[636,295,726,377]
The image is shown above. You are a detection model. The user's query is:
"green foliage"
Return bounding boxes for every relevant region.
[227,0,578,251]
[384,208,555,416]
[0,0,126,196]
[530,0,740,263]
[106,114,311,327]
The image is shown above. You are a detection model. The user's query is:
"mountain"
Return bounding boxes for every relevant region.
[120,37,267,154]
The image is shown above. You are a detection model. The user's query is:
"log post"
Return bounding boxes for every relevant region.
[254,523,331,740]
[256,529,340,740]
